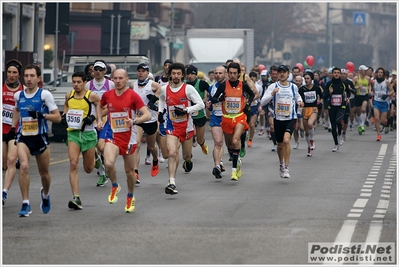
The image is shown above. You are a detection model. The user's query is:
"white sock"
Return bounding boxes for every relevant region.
[169,178,176,185]
[360,113,367,126]
[306,135,311,147]
[310,128,315,139]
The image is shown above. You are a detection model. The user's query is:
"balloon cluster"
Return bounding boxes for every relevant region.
[345,62,355,73]
[296,55,314,72]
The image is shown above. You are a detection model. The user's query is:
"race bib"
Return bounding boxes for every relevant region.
[66,109,84,129]
[21,117,38,136]
[303,91,317,103]
[359,86,367,95]
[110,111,129,133]
[169,105,187,123]
[331,94,342,106]
[276,100,292,116]
[225,97,241,114]
[212,103,223,116]
[2,104,14,125]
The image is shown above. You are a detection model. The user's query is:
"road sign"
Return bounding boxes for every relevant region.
[353,12,366,25]
[316,55,325,65]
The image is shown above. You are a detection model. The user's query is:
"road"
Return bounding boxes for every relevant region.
[2,122,397,265]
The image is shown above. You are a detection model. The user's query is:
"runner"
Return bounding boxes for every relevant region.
[11,64,62,216]
[353,65,371,135]
[62,71,102,210]
[298,72,323,157]
[372,67,394,141]
[260,65,304,178]
[341,68,355,140]
[247,71,263,147]
[157,62,205,195]
[96,69,150,212]
[211,62,255,181]
[292,75,305,149]
[2,59,24,205]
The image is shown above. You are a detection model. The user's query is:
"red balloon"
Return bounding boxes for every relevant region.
[258,64,266,72]
[346,61,355,73]
[305,55,314,67]
[295,63,304,72]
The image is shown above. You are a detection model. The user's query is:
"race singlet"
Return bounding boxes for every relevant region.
[225,97,241,114]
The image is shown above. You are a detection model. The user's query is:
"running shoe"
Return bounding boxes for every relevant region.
[279,164,284,178]
[40,188,51,214]
[258,129,264,136]
[68,197,82,210]
[342,133,346,141]
[282,166,290,178]
[165,183,178,195]
[18,203,32,217]
[212,166,222,179]
[145,155,151,165]
[371,117,375,124]
[200,142,209,155]
[310,140,316,150]
[307,147,312,157]
[384,127,389,134]
[151,162,159,177]
[271,145,277,152]
[376,134,381,141]
[247,140,253,147]
[220,162,225,172]
[125,196,136,213]
[361,126,365,132]
[267,129,271,138]
[2,191,7,205]
[365,120,370,127]
[108,184,121,204]
[338,135,344,146]
[328,127,332,132]
[236,158,242,178]
[239,147,246,157]
[300,130,305,138]
[358,126,363,135]
[158,150,165,163]
[293,143,299,149]
[192,136,197,147]
[135,172,141,184]
[96,174,109,187]
[182,159,193,173]
[230,170,238,181]
[332,145,339,152]
[349,124,353,131]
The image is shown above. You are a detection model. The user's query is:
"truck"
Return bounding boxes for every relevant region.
[183,28,255,74]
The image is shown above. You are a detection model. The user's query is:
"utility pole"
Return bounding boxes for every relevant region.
[53,3,59,88]
[169,3,175,61]
[33,3,39,63]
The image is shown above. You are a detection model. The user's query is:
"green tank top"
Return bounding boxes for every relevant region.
[355,76,369,96]
[192,79,205,119]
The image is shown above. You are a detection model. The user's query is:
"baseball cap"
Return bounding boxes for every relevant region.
[328,67,333,74]
[341,68,348,74]
[261,70,267,76]
[277,65,289,72]
[137,63,149,71]
[391,70,397,76]
[148,72,154,80]
[163,59,173,65]
[93,61,107,69]
[359,65,368,71]
[186,65,198,75]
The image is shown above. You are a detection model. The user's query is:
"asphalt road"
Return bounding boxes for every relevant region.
[2,121,397,265]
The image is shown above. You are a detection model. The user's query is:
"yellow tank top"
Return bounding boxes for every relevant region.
[66,90,92,131]
[355,76,369,96]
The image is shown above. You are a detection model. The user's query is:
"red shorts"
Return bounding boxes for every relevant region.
[105,140,137,155]
[166,129,194,143]
[221,113,249,135]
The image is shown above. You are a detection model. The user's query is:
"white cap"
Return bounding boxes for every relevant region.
[391,70,397,75]
[148,72,154,80]
[341,68,348,74]
[94,61,107,69]
[359,65,368,71]
[261,70,267,76]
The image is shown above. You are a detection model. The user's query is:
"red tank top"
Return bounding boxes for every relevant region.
[2,83,23,133]
[222,80,245,115]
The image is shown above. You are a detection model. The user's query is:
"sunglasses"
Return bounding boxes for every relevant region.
[94,67,105,71]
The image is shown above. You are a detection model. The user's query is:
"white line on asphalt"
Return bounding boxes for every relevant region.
[365,220,383,243]
[353,198,369,208]
[376,199,389,209]
[379,144,388,155]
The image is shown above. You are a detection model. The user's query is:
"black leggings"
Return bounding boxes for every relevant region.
[328,108,344,145]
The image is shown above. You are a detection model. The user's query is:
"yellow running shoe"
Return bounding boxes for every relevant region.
[200,142,209,155]
[108,184,121,204]
[237,158,242,178]
[125,196,135,213]
[231,170,238,181]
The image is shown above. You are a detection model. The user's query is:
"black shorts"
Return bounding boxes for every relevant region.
[273,119,296,143]
[16,133,49,156]
[136,121,158,136]
[193,116,207,127]
[2,133,16,143]
[354,95,369,107]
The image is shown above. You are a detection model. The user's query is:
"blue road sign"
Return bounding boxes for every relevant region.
[353,12,366,25]
[316,55,325,65]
